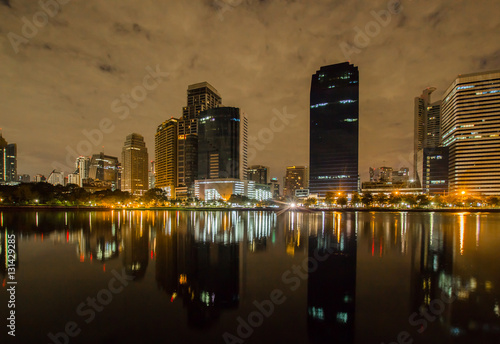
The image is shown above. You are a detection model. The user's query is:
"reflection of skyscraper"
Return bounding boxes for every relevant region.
[155,212,241,328]
[309,62,359,195]
[122,217,149,280]
[307,213,356,344]
[0,229,19,278]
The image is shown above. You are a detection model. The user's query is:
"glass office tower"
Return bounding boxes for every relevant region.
[309,62,359,196]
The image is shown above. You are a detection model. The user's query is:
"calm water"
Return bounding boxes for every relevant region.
[1,210,500,344]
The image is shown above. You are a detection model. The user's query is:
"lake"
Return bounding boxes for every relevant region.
[1,210,499,343]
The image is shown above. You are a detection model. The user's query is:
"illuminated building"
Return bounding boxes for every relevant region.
[309,62,359,196]
[283,166,308,197]
[441,70,500,195]
[194,179,255,201]
[198,107,248,181]
[47,169,65,186]
[76,156,90,187]
[121,133,149,196]
[88,152,120,190]
[248,165,269,185]
[155,118,178,197]
[177,82,222,196]
[0,133,17,183]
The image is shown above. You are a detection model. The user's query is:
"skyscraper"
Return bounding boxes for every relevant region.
[247,165,269,185]
[309,62,359,196]
[284,166,308,197]
[76,156,90,187]
[155,118,178,197]
[88,153,120,190]
[121,133,149,196]
[414,87,444,190]
[177,82,222,196]
[441,70,500,195]
[0,133,17,183]
[197,107,248,180]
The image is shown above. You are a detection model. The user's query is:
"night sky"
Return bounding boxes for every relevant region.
[1,0,499,183]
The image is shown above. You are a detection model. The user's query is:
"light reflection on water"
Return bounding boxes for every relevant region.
[0,210,499,344]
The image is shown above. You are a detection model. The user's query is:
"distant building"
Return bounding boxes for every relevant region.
[47,170,65,186]
[441,70,500,195]
[414,87,442,186]
[248,165,269,185]
[254,184,272,201]
[197,107,248,181]
[76,156,90,187]
[34,174,46,183]
[194,179,255,201]
[89,153,120,190]
[392,167,410,184]
[67,172,80,186]
[18,174,30,183]
[178,82,222,196]
[309,62,359,195]
[0,133,17,183]
[155,118,178,197]
[269,177,280,198]
[121,133,149,196]
[284,166,308,197]
[149,160,156,190]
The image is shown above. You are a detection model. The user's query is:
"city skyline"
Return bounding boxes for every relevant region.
[2,1,500,184]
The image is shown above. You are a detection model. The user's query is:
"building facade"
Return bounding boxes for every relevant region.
[197,107,248,181]
[194,179,255,201]
[248,165,269,185]
[414,87,443,186]
[121,133,149,196]
[155,118,178,197]
[441,70,500,195]
[177,82,222,195]
[89,153,120,190]
[309,62,359,196]
[284,166,308,197]
[0,134,17,183]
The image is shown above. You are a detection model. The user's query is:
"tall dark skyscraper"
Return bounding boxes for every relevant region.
[177,82,222,196]
[0,133,17,183]
[309,62,359,196]
[121,133,149,196]
[197,107,248,180]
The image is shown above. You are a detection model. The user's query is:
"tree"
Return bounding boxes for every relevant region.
[351,192,361,207]
[337,196,348,207]
[325,192,336,205]
[374,193,388,207]
[361,193,373,207]
[388,193,402,207]
[305,197,317,206]
[142,188,168,205]
[416,195,430,207]
[487,196,500,207]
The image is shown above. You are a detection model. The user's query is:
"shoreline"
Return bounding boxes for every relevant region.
[1,205,500,213]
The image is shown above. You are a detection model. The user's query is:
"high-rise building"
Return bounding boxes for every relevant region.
[441,70,500,195]
[269,177,280,198]
[121,133,149,196]
[47,170,65,186]
[76,156,90,187]
[284,166,308,197]
[421,147,449,195]
[155,118,178,197]
[414,87,443,185]
[177,82,222,196]
[309,62,359,196]
[68,172,80,186]
[0,133,17,183]
[247,165,269,185]
[149,160,155,190]
[88,153,120,190]
[197,107,248,180]
[34,174,46,183]
[18,174,30,183]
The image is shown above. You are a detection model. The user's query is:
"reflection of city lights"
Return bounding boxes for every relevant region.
[290,203,296,208]
[179,274,187,285]
[459,215,465,255]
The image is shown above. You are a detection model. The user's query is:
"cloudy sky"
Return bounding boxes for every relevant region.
[1,0,499,183]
